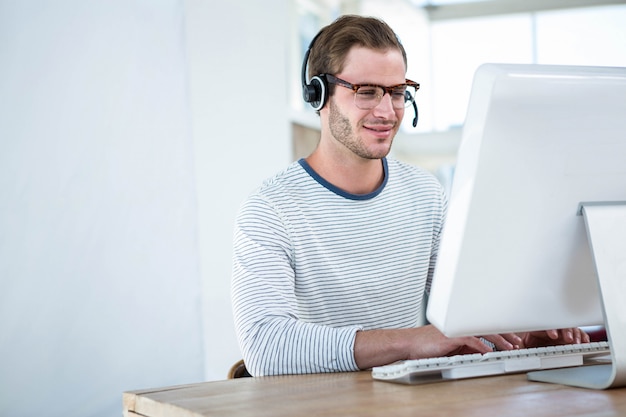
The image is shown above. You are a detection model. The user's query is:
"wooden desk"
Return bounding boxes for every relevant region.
[123,371,626,417]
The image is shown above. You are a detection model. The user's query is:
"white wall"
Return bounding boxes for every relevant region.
[183,0,291,380]
[0,1,233,416]
[0,0,292,414]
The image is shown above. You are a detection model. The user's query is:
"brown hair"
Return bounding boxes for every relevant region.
[307,15,408,80]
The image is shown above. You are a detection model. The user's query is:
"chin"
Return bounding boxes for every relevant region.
[368,145,393,159]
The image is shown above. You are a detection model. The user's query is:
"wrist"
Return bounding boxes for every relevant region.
[354,329,410,369]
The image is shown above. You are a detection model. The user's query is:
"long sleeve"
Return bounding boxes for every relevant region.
[231,194,361,376]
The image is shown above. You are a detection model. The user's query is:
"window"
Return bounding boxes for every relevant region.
[429,4,626,131]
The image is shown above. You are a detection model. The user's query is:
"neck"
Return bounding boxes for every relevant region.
[305,150,385,195]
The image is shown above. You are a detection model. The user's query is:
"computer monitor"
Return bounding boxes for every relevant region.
[426,63,626,389]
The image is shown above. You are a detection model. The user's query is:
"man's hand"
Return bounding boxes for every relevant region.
[354,326,590,370]
[519,328,590,348]
[484,328,590,351]
[354,325,493,370]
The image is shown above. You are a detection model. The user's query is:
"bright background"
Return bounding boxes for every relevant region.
[1,1,624,416]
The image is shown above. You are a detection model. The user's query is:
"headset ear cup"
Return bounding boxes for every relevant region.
[302,83,317,104]
[308,75,327,111]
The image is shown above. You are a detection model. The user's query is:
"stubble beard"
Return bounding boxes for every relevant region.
[328,99,394,160]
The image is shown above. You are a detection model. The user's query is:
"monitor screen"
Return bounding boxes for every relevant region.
[426,63,626,338]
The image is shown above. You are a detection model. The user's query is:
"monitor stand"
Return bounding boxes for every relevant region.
[527,202,626,389]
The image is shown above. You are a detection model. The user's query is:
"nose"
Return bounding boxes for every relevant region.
[373,92,397,116]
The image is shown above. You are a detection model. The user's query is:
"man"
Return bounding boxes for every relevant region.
[231,15,587,376]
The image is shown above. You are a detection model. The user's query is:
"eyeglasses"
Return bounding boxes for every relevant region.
[324,74,419,110]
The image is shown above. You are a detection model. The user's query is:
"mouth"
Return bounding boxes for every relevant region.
[364,124,396,138]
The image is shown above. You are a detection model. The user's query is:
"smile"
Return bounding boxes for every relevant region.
[364,124,395,135]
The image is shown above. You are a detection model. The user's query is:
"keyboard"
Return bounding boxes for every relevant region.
[372,341,610,384]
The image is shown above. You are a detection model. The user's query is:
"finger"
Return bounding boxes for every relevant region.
[557,329,571,343]
[546,329,559,340]
[482,334,511,350]
[581,329,590,343]
[500,333,523,348]
[484,334,520,350]
[572,328,589,344]
[463,337,494,354]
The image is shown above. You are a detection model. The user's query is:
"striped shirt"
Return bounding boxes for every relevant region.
[232,157,446,376]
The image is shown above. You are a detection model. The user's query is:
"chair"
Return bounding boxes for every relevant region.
[228,359,252,379]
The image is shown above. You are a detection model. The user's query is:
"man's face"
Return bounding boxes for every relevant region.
[322,46,406,160]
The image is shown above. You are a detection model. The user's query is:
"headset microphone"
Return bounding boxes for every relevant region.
[406,90,418,127]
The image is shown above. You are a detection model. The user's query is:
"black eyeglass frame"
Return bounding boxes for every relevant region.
[323,74,420,108]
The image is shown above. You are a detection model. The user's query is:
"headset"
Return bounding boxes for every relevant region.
[301,33,327,111]
[301,32,419,127]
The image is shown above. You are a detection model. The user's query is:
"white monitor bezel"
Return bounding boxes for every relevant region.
[427,63,626,337]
